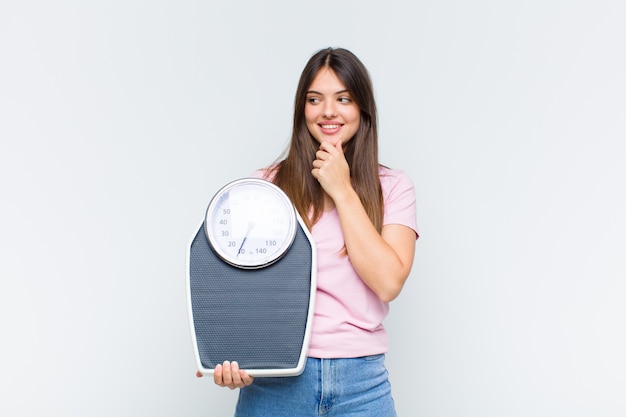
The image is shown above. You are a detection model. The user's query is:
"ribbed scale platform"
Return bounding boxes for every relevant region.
[188,221,314,374]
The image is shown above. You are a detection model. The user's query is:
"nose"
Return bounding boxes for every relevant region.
[322,100,337,118]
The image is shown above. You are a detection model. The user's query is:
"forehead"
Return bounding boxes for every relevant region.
[307,67,347,93]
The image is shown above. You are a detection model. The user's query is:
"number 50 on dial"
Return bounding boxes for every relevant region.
[204,178,297,269]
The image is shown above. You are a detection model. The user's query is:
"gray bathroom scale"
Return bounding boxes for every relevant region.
[187,178,317,377]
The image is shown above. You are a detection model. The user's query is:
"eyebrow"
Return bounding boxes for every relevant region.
[306,89,350,95]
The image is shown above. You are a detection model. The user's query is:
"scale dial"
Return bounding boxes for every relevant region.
[204,178,297,269]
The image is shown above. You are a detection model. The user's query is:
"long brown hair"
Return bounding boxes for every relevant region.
[270,47,383,233]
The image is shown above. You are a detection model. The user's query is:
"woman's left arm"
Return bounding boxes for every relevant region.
[312,141,416,302]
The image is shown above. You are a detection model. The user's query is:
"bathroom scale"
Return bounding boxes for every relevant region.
[187,178,317,377]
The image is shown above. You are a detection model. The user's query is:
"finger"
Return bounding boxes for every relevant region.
[319,141,335,153]
[230,361,243,387]
[196,370,203,378]
[319,141,344,158]
[315,148,330,161]
[240,370,254,386]
[213,363,224,385]
[221,361,233,386]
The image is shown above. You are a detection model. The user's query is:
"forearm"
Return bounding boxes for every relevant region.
[333,188,414,302]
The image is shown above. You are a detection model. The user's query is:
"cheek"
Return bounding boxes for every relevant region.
[349,108,361,124]
[346,110,361,131]
[304,106,317,124]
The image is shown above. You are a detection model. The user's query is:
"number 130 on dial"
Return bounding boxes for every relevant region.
[204,178,297,269]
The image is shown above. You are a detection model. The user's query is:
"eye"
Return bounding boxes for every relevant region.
[307,96,320,104]
[338,97,352,104]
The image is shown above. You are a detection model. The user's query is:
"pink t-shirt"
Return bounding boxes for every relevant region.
[253,167,418,358]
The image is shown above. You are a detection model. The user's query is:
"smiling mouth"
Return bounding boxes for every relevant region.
[319,124,342,129]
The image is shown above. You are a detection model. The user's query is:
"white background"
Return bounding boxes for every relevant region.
[1,1,625,416]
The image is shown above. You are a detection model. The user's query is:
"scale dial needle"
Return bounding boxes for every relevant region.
[236,221,255,258]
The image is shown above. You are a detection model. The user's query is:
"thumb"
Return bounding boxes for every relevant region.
[335,139,344,153]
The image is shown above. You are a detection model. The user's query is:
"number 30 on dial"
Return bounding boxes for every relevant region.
[204,178,297,269]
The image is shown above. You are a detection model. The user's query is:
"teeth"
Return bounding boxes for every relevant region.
[321,124,340,129]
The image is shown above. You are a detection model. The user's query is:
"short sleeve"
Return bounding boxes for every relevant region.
[380,168,419,239]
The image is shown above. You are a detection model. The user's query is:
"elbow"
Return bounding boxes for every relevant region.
[376,280,405,303]
[357,261,412,303]
[378,292,398,303]
[377,266,411,302]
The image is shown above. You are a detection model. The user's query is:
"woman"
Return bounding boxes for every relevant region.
[205,47,418,416]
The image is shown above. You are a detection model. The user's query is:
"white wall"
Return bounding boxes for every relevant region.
[1,1,625,416]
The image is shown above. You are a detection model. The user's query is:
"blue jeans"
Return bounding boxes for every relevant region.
[234,355,397,417]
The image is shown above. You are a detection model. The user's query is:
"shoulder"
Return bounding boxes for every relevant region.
[378,165,418,236]
[378,166,415,196]
[251,165,279,181]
